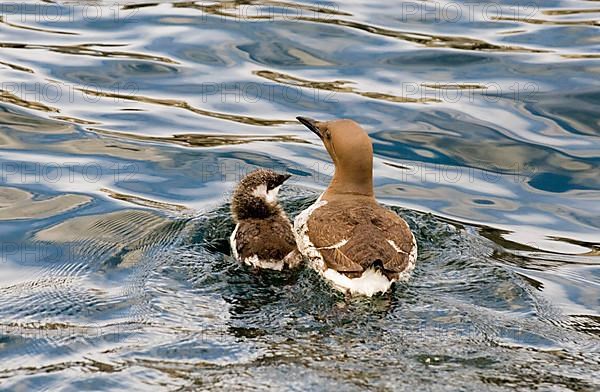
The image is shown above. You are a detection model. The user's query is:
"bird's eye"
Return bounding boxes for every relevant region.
[267,179,279,190]
[323,129,331,139]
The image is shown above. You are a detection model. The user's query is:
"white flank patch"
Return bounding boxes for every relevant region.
[293,196,327,270]
[323,268,392,297]
[230,223,239,260]
[396,232,418,282]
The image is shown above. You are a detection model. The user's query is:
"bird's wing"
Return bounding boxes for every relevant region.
[236,217,296,260]
[376,208,415,272]
[318,247,363,272]
[234,221,261,259]
[308,200,414,273]
[306,202,363,272]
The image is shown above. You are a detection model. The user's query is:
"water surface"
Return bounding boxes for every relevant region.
[0,1,599,390]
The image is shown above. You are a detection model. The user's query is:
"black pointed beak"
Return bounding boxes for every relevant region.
[296,116,321,138]
[276,173,292,186]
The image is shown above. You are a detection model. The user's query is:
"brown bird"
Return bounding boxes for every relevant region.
[230,169,301,270]
[294,117,417,296]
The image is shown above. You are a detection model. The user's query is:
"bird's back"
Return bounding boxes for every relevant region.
[234,214,297,261]
[306,198,416,279]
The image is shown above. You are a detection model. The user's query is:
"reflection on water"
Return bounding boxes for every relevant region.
[0,186,91,220]
[0,0,598,390]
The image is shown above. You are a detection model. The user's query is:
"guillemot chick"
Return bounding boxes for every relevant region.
[294,117,417,296]
[230,169,301,270]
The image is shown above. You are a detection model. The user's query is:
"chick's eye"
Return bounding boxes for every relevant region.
[323,129,331,139]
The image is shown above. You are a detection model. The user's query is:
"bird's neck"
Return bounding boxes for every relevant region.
[323,168,374,200]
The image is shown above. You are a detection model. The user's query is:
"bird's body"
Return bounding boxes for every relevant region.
[230,169,301,270]
[294,117,417,296]
[231,214,299,270]
[294,195,417,295]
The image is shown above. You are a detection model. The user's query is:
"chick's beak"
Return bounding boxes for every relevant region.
[276,173,292,186]
[296,116,321,138]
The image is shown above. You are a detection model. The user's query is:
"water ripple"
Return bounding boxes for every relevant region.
[0,0,598,389]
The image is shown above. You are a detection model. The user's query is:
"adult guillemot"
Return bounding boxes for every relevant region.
[294,117,417,296]
[230,169,301,270]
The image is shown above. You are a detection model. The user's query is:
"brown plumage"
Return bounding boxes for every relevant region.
[234,216,297,261]
[294,117,417,295]
[230,169,300,269]
[307,198,414,279]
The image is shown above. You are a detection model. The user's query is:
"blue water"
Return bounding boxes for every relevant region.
[0,1,599,390]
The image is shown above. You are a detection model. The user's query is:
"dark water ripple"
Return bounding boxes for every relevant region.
[0,0,599,390]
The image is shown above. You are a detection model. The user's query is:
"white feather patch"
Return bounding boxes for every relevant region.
[266,186,280,204]
[323,268,392,297]
[395,232,418,283]
[387,239,408,254]
[242,255,284,271]
[251,184,267,198]
[293,197,327,270]
[252,184,280,204]
[317,239,348,250]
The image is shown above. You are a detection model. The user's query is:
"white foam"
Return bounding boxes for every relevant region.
[230,223,239,260]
